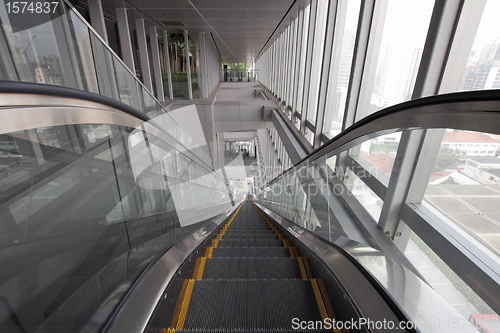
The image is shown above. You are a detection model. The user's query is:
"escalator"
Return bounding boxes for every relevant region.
[146,200,339,332]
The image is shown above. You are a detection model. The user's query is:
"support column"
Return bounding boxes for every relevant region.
[163,29,174,99]
[198,32,209,98]
[184,29,193,99]
[116,8,135,72]
[88,0,108,43]
[149,26,164,102]
[136,18,153,93]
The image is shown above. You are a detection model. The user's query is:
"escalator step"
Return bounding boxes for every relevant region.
[183,280,323,329]
[217,239,284,248]
[211,247,290,258]
[225,227,272,231]
[202,258,302,279]
[222,234,278,240]
[223,230,276,235]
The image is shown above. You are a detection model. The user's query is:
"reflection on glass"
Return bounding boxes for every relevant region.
[356,0,434,121]
[424,129,500,257]
[0,120,231,331]
[459,0,500,92]
[344,168,383,221]
[403,226,495,318]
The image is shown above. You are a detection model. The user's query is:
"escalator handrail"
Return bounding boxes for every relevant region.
[269,89,500,185]
[0,81,220,176]
[0,81,148,122]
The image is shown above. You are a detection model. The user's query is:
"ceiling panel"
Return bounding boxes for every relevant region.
[99,0,295,63]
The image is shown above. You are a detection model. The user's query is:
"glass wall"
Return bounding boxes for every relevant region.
[257,124,499,328]
[0,108,233,331]
[0,1,211,166]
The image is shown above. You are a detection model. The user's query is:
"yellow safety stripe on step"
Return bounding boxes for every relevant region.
[196,257,207,280]
[192,258,202,279]
[311,279,329,322]
[288,246,295,258]
[204,247,214,258]
[170,279,189,328]
[293,247,299,258]
[211,239,219,247]
[302,257,313,280]
[216,234,224,240]
[176,279,195,329]
[316,279,343,333]
[297,257,308,279]
[169,329,176,333]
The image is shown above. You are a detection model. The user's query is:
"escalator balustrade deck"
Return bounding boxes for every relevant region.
[150,201,342,333]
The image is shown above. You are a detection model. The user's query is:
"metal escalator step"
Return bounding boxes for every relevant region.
[211,247,290,258]
[225,227,272,231]
[202,258,302,279]
[223,230,276,235]
[216,239,284,248]
[222,234,278,240]
[229,223,269,227]
[183,280,323,329]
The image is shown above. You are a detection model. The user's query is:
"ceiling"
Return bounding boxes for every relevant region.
[99,0,295,64]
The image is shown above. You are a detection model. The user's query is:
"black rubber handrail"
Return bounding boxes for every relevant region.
[0,80,150,122]
[0,80,221,174]
[266,89,500,185]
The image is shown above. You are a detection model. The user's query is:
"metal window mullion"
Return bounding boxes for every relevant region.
[285,24,292,105]
[378,0,467,239]
[283,26,290,106]
[291,8,305,123]
[341,0,377,130]
[322,0,349,135]
[136,18,153,93]
[280,31,287,99]
[88,0,108,43]
[300,0,318,134]
[278,34,284,98]
[287,18,297,111]
[149,26,164,102]
[313,0,338,149]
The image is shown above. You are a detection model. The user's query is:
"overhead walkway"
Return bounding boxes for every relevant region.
[146,200,336,332]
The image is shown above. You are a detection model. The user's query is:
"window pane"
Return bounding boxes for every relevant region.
[306,0,329,124]
[323,0,361,137]
[403,225,496,318]
[459,0,500,91]
[356,0,434,121]
[424,129,500,258]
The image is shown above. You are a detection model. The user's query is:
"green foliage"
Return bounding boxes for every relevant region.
[434,147,459,172]
[369,143,398,153]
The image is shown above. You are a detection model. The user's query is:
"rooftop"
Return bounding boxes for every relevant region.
[443,131,499,143]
